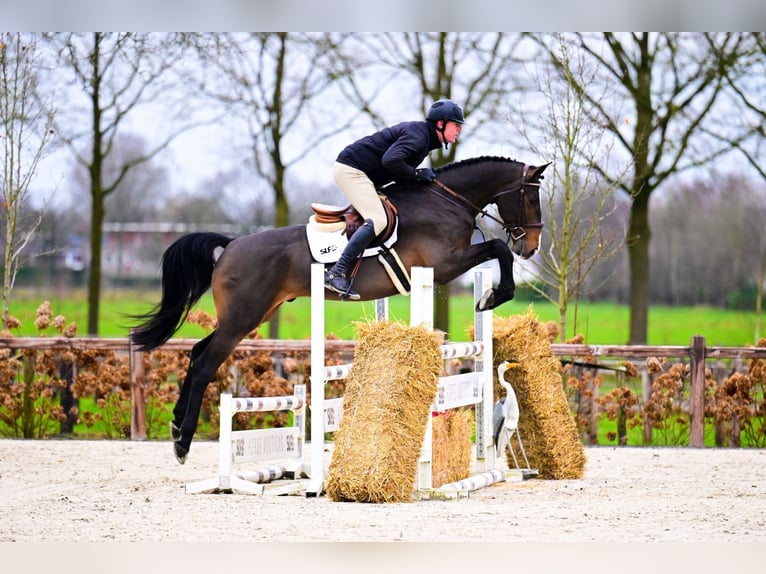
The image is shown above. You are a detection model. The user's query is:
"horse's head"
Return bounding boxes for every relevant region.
[494,162,549,259]
[430,156,549,259]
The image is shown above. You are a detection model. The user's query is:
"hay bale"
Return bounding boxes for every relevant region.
[476,307,586,479]
[325,321,443,502]
[431,409,474,488]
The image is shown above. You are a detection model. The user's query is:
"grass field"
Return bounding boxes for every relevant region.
[5,287,761,346]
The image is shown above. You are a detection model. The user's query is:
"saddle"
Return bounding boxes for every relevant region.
[306,195,410,295]
[310,195,398,245]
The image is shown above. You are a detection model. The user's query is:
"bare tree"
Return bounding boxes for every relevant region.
[194,32,357,337]
[706,33,766,178]
[341,32,528,334]
[532,32,754,343]
[649,175,766,321]
[747,192,766,341]
[704,33,766,336]
[43,33,202,335]
[67,131,170,224]
[0,33,55,329]
[516,35,625,342]
[195,33,355,226]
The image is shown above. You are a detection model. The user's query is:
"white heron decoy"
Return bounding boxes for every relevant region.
[493,360,530,469]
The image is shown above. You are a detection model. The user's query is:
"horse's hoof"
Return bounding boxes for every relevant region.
[173,441,188,465]
[476,288,496,312]
[476,287,515,311]
[169,421,182,441]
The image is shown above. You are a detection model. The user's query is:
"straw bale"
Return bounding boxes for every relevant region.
[325,321,443,502]
[431,409,474,487]
[474,307,586,479]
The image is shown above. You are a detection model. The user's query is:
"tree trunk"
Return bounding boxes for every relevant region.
[87,34,104,337]
[269,165,289,340]
[628,192,650,344]
[87,186,104,336]
[434,283,450,337]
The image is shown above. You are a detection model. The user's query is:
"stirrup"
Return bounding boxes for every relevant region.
[324,270,360,300]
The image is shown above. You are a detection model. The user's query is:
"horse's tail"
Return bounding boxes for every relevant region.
[129,232,233,351]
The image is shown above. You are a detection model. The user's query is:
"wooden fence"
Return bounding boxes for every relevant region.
[2,334,765,446]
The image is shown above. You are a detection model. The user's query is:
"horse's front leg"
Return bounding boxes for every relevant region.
[434,239,517,312]
[475,239,517,311]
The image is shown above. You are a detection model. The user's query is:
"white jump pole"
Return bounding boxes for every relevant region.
[410,266,435,491]
[306,263,327,496]
[474,265,495,472]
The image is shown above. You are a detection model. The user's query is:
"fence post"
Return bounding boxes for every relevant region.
[128,330,147,440]
[689,335,706,447]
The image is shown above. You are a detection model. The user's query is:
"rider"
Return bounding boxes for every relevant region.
[324,98,466,300]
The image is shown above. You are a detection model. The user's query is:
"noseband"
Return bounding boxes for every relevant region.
[491,181,544,242]
[430,164,544,241]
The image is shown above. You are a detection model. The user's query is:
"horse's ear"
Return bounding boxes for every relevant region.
[530,162,552,180]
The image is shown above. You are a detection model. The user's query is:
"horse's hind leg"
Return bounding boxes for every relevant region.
[173,330,242,464]
[170,333,214,442]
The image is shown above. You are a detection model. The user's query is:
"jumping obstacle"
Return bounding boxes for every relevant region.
[309,263,534,500]
[187,262,534,497]
[409,265,494,498]
[409,266,538,499]
[185,386,309,494]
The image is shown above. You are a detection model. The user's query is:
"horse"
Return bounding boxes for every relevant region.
[130,155,548,463]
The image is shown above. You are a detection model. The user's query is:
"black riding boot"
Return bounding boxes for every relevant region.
[324,219,377,300]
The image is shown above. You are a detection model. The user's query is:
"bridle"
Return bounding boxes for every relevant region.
[491,181,544,241]
[429,164,544,242]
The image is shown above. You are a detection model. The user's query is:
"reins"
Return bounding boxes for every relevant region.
[429,166,543,241]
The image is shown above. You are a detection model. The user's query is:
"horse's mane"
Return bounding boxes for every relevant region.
[434,155,521,175]
[384,155,522,196]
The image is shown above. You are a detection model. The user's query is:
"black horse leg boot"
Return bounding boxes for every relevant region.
[324,219,376,300]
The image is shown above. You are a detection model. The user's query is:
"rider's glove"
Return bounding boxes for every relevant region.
[414,168,436,183]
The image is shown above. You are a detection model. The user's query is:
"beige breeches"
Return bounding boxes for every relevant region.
[333,161,387,236]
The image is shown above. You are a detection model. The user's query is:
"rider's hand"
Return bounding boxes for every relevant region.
[415,168,436,183]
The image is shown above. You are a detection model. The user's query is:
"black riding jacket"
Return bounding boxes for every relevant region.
[336,121,442,187]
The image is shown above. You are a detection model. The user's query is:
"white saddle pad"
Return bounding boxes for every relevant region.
[305,217,399,263]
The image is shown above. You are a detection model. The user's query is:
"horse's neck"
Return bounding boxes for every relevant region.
[438,175,501,208]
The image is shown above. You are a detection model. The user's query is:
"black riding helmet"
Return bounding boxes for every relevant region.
[427,99,466,124]
[426,99,465,150]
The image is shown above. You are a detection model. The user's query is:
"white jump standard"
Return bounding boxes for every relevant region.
[185,386,308,495]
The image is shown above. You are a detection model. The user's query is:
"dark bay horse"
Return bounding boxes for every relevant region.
[130,156,548,463]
